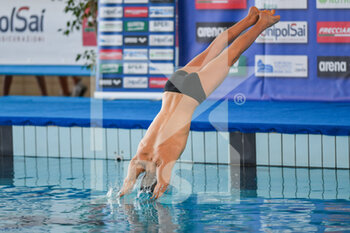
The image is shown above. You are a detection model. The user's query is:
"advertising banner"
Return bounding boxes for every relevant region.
[317,0,350,9]
[0,0,95,76]
[96,0,178,99]
[317,56,350,78]
[255,0,307,9]
[317,22,350,43]
[195,0,247,10]
[255,55,308,78]
[256,21,308,44]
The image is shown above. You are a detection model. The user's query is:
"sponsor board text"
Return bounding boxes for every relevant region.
[149,77,168,88]
[123,49,148,60]
[257,21,307,43]
[149,49,174,60]
[124,62,148,74]
[149,6,174,18]
[124,77,148,88]
[99,7,123,18]
[149,20,174,32]
[124,35,148,46]
[255,55,308,78]
[195,0,247,9]
[99,35,123,46]
[255,0,307,9]
[124,7,148,18]
[99,78,123,88]
[149,35,174,46]
[317,22,350,43]
[318,56,350,78]
[149,63,174,74]
[99,49,123,60]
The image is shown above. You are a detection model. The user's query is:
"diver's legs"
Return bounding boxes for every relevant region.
[197,11,280,97]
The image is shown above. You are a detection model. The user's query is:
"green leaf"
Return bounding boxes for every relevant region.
[75,54,82,61]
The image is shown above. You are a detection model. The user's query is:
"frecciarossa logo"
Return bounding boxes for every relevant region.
[0,6,45,33]
[317,22,350,43]
[149,77,168,88]
[195,0,246,9]
[124,7,148,18]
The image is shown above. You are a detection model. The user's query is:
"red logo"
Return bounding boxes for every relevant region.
[99,49,123,60]
[82,8,97,46]
[195,0,246,9]
[317,22,350,43]
[149,77,168,88]
[124,7,148,18]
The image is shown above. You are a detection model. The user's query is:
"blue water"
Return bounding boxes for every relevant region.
[0,156,349,232]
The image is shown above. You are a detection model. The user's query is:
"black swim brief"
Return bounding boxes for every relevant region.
[164,70,207,104]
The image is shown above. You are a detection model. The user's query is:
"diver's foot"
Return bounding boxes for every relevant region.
[246,6,260,25]
[258,9,280,29]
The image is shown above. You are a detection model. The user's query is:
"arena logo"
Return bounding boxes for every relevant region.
[124,7,148,18]
[149,35,174,46]
[99,35,123,46]
[317,0,350,9]
[257,21,308,43]
[99,7,123,18]
[196,22,235,43]
[149,49,174,60]
[124,0,149,3]
[317,22,350,43]
[149,77,168,88]
[99,78,123,88]
[124,36,148,46]
[124,62,148,74]
[0,7,45,33]
[99,49,123,60]
[149,6,174,18]
[123,49,148,60]
[317,56,350,77]
[149,63,174,74]
[124,77,148,88]
[149,20,174,32]
[255,55,308,78]
[99,21,123,32]
[255,0,307,9]
[100,63,123,74]
[124,21,148,32]
[195,0,247,9]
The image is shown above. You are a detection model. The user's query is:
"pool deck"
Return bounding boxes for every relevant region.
[0,96,349,169]
[0,96,350,135]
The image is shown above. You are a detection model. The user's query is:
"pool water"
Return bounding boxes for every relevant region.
[0,156,350,232]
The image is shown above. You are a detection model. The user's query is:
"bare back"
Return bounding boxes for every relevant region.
[140,92,198,162]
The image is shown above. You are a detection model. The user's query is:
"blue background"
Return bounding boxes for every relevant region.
[178,0,350,101]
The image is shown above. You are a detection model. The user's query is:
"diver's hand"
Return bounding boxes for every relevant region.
[151,160,176,199]
[119,158,145,197]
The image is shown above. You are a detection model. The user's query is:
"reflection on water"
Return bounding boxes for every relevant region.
[0,156,349,232]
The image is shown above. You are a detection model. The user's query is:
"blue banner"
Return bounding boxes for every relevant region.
[178,0,350,102]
